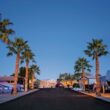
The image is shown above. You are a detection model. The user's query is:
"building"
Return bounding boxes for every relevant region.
[0,76,14,84]
[39,79,57,88]
[61,80,78,87]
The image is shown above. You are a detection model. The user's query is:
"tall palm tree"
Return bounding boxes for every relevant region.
[84,39,108,95]
[21,47,35,92]
[7,38,28,95]
[18,67,26,85]
[0,19,14,44]
[74,57,92,91]
[29,64,40,89]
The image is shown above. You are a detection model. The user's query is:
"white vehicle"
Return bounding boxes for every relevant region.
[72,87,83,91]
[0,83,12,93]
[72,83,83,91]
[0,82,24,94]
[100,71,110,92]
[17,84,24,92]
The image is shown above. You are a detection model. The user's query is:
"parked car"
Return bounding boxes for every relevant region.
[17,84,24,92]
[56,82,64,88]
[0,82,24,94]
[72,83,83,91]
[0,84,12,93]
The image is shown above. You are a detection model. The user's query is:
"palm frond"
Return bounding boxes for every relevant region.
[85,39,108,58]
[74,57,92,73]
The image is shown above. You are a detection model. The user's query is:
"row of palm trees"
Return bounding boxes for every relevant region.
[0,17,40,95]
[74,39,108,96]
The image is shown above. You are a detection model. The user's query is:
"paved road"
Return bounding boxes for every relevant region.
[0,88,110,110]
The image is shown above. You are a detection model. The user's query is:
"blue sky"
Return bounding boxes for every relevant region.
[0,0,110,80]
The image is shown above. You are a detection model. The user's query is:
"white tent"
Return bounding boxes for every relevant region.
[106,70,110,81]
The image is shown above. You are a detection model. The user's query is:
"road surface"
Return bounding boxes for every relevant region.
[0,88,110,110]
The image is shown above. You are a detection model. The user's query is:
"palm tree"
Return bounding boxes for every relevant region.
[84,39,108,95]
[59,73,70,81]
[7,38,28,95]
[21,47,35,92]
[73,73,82,80]
[58,73,73,87]
[18,67,26,85]
[29,64,40,89]
[74,57,92,91]
[0,19,14,44]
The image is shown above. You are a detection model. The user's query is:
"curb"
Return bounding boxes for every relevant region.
[0,89,39,105]
[72,89,110,103]
[81,92,110,103]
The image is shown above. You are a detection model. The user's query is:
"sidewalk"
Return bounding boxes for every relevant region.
[72,88,110,103]
[0,89,39,104]
[81,91,110,103]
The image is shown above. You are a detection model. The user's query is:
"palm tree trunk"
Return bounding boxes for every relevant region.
[82,65,85,91]
[70,80,73,87]
[25,62,29,92]
[95,53,101,96]
[13,52,20,95]
[31,73,34,89]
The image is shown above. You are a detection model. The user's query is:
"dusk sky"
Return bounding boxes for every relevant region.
[0,0,110,80]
